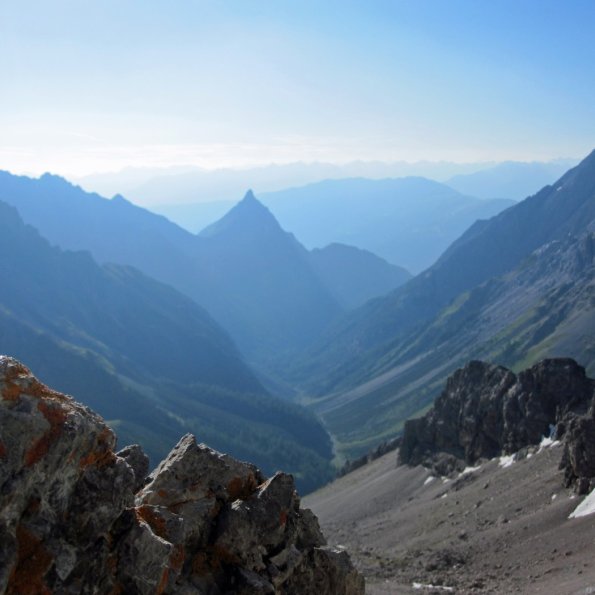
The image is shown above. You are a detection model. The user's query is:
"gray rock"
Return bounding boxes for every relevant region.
[559,414,595,493]
[399,358,595,477]
[117,444,150,492]
[0,356,364,594]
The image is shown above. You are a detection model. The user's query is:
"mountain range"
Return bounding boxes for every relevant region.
[1,149,593,484]
[0,198,335,492]
[0,175,408,367]
[288,150,595,461]
[154,177,514,273]
[446,158,577,200]
[75,158,576,206]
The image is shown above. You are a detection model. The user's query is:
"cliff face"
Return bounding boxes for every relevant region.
[0,356,364,594]
[399,358,595,491]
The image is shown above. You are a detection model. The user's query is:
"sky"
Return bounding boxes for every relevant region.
[1,0,594,177]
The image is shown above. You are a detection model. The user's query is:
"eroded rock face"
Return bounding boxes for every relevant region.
[399,358,595,478]
[0,356,364,594]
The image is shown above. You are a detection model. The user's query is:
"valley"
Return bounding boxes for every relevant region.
[1,151,594,479]
[2,3,594,592]
[1,153,594,593]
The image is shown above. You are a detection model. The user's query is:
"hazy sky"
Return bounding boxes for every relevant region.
[1,0,594,177]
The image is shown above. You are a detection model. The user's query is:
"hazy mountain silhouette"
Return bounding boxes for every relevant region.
[447,159,577,200]
[0,174,409,369]
[310,243,411,310]
[196,190,342,357]
[259,177,514,272]
[0,199,334,491]
[76,160,500,205]
[288,150,595,459]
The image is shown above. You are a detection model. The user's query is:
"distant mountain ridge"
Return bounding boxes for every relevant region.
[0,175,409,367]
[310,243,412,310]
[259,177,514,272]
[0,199,334,491]
[75,159,574,207]
[289,150,595,460]
[447,159,578,200]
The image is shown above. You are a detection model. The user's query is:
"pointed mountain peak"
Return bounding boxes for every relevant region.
[242,189,257,202]
[200,190,283,238]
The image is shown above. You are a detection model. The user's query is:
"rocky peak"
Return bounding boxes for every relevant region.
[199,189,282,239]
[399,358,595,477]
[0,356,364,594]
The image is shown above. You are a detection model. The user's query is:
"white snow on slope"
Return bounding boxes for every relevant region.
[499,454,515,468]
[569,488,595,519]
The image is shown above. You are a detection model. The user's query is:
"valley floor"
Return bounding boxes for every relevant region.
[304,445,595,594]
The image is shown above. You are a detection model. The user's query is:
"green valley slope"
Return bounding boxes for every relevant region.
[0,200,333,492]
[291,150,595,461]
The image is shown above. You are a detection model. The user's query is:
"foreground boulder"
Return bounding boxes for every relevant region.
[0,356,364,594]
[399,358,595,480]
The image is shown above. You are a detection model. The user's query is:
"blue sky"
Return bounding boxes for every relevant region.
[1,0,594,176]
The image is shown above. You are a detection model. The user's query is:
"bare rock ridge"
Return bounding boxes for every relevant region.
[0,356,364,594]
[399,358,595,492]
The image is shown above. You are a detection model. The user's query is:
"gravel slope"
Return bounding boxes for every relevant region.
[304,445,595,594]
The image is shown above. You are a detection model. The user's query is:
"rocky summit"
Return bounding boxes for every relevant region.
[0,356,364,595]
[399,358,595,489]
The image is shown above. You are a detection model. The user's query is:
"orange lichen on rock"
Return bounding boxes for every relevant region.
[0,439,6,459]
[227,472,258,500]
[24,400,68,467]
[1,360,54,403]
[136,505,169,540]
[7,524,53,595]
[78,427,116,469]
[279,509,288,527]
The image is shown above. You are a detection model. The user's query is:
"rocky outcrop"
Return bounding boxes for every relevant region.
[0,356,364,594]
[338,437,401,477]
[399,358,595,478]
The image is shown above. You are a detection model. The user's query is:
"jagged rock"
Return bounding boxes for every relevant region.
[399,358,595,476]
[560,414,595,493]
[0,356,364,594]
[117,444,150,492]
[0,356,135,594]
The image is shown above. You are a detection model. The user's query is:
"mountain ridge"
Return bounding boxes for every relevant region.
[290,150,595,459]
[0,199,335,491]
[0,173,410,366]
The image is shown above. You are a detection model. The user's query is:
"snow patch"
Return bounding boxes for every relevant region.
[499,454,515,468]
[440,493,448,499]
[551,494,557,500]
[460,465,481,476]
[538,436,560,452]
[424,476,436,486]
[412,582,454,592]
[569,488,595,519]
